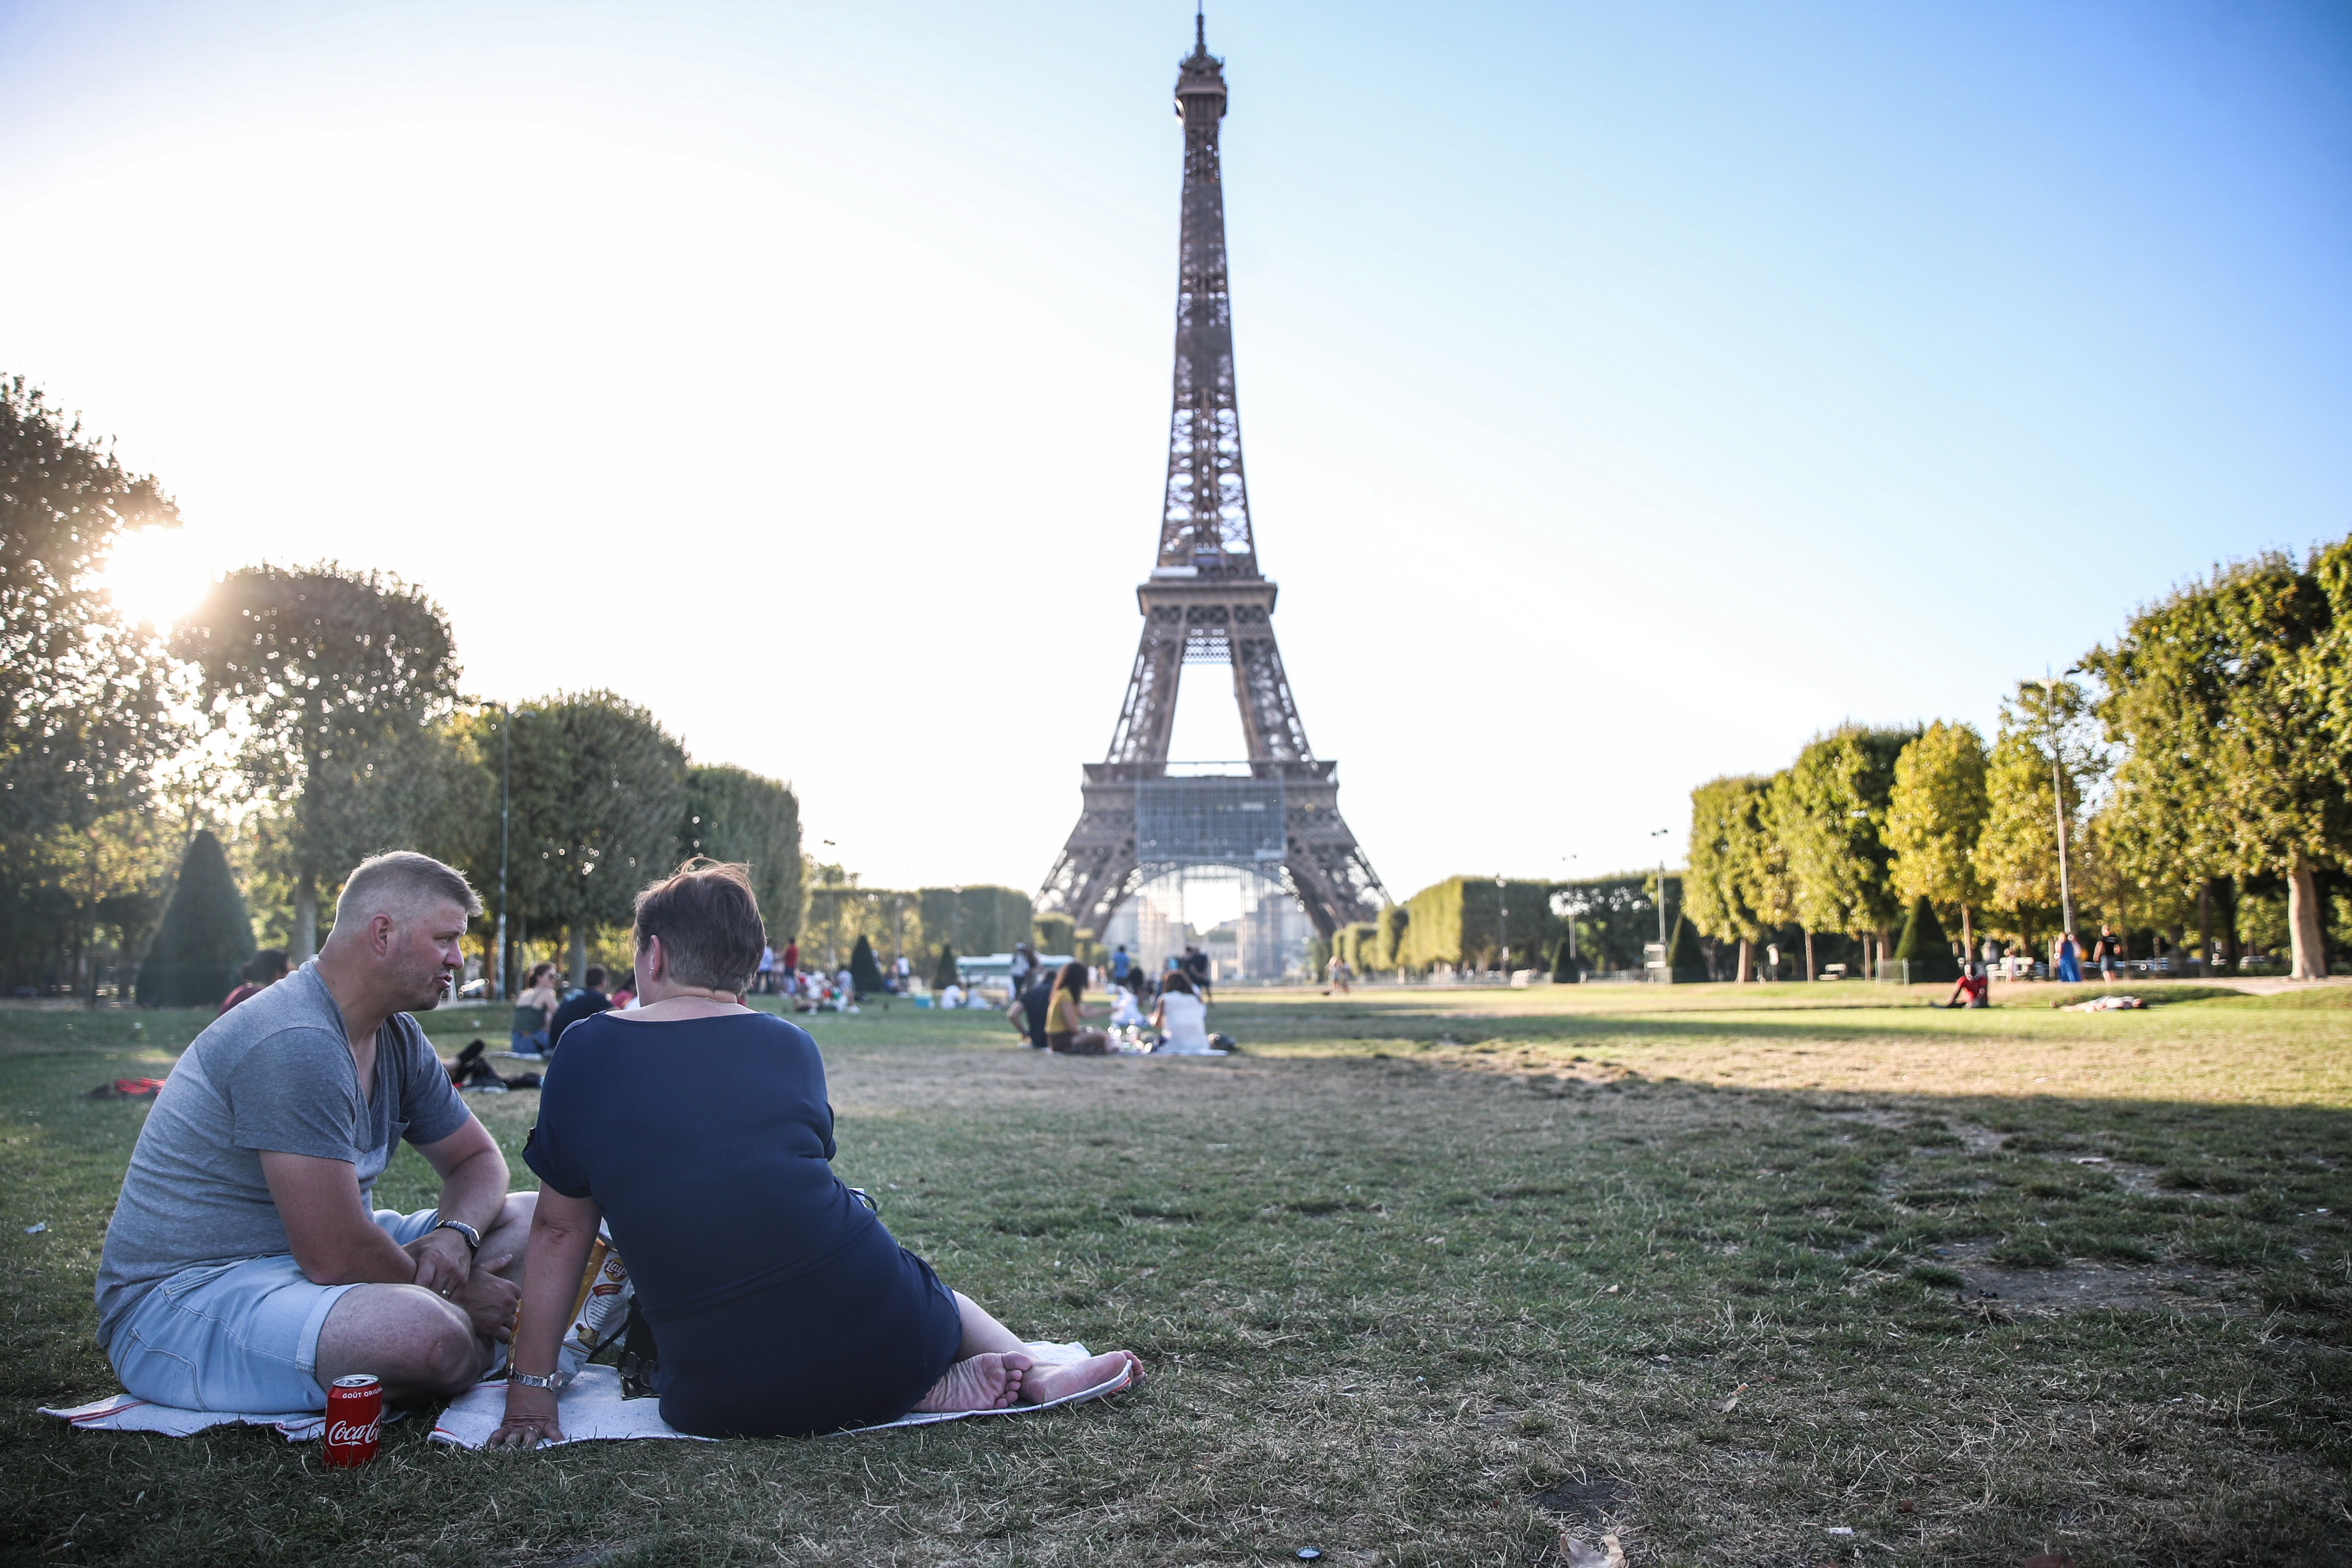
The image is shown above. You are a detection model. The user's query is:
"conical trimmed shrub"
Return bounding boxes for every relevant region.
[138,830,257,1008]
[848,933,885,997]
[1896,895,1959,983]
[932,943,958,990]
[1667,912,1709,983]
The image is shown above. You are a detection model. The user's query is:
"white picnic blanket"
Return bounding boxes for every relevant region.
[428,1341,1130,1448]
[40,1394,405,1443]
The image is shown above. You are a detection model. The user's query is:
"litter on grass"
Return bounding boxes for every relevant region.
[1558,1533,1626,1568]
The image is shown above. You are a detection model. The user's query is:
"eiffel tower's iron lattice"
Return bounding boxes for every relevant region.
[1039,15,1387,942]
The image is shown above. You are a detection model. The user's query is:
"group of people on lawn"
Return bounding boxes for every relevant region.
[94,851,1140,1442]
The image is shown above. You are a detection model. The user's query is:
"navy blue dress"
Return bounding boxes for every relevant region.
[523,1010,962,1437]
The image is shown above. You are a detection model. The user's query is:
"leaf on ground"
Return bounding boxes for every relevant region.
[1714,1382,1748,1413]
[2021,1556,2073,1568]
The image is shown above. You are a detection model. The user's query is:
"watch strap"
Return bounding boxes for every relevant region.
[433,1218,482,1253]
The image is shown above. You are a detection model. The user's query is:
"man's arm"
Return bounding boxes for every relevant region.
[406,1116,514,1295]
[259,1152,425,1287]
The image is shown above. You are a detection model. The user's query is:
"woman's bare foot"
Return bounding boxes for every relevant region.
[1022,1350,1143,1404]
[913,1351,1033,1413]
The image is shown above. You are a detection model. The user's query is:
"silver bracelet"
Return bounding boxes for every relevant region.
[507,1369,572,1390]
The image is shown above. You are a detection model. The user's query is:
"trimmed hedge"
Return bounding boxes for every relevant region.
[138,830,255,1008]
[1895,895,1959,983]
[848,933,885,996]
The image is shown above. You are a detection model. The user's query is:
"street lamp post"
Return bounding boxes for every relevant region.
[2043,666,2077,940]
[495,704,511,1001]
[1496,873,1508,981]
[1650,829,1671,945]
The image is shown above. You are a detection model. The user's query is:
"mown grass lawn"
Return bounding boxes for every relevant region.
[2,982,2347,1567]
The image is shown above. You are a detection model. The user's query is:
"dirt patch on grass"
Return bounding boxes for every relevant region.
[1934,1243,2243,1315]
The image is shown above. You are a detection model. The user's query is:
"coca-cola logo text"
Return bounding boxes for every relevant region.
[326,1419,381,1446]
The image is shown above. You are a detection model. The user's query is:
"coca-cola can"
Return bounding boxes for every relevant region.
[323,1374,384,1467]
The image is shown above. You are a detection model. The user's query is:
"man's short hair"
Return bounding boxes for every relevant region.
[584,965,608,989]
[633,860,766,993]
[333,851,482,931]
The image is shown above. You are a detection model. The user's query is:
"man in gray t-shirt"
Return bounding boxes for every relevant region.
[96,851,535,1412]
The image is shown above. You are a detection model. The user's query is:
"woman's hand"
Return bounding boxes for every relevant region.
[487,1382,565,1449]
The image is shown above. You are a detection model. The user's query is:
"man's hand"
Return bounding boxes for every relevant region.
[454,1261,522,1341]
[405,1228,473,1299]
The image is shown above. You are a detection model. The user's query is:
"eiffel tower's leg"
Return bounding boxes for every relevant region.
[1106,602,1185,765]
[1042,608,1187,932]
[1226,604,1312,763]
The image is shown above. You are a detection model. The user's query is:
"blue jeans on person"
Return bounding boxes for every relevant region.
[511,1028,549,1056]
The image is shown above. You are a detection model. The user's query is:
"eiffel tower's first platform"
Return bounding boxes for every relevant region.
[1037,14,1386,940]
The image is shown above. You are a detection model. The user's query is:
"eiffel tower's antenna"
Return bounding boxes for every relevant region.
[1038,17,1387,943]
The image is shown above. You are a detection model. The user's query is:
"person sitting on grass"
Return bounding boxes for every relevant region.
[1043,960,1111,1055]
[1943,964,1989,1009]
[95,851,531,1413]
[490,860,1142,1446]
[510,961,558,1057]
[1151,969,1216,1054]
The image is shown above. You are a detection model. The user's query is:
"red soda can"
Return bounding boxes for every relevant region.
[323,1374,384,1467]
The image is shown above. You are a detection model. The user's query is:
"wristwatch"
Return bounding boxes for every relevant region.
[433,1219,482,1254]
[508,1369,572,1390]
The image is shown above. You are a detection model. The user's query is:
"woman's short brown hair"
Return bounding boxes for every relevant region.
[633,860,766,993]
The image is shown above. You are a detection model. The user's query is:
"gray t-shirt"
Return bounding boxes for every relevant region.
[94,963,472,1344]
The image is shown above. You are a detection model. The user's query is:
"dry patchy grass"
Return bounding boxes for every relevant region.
[1,985,2346,1566]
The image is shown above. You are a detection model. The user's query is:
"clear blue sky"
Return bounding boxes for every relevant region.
[4,1,2348,897]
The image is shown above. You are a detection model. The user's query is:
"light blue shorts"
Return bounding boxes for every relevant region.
[104,1208,441,1412]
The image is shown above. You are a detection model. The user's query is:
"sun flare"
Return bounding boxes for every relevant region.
[97,527,211,628]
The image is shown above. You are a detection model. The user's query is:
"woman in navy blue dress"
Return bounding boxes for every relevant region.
[491,862,1140,1442]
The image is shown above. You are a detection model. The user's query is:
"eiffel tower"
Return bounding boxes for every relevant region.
[1038,12,1387,942]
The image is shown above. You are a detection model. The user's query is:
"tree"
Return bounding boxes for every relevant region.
[1685,774,1776,981]
[848,933,885,996]
[137,829,256,1007]
[1773,726,1915,976]
[1973,679,2105,957]
[685,765,803,939]
[1894,894,1957,984]
[176,565,463,960]
[1032,912,1076,956]
[2085,543,2350,981]
[1,379,189,993]
[932,943,958,989]
[506,691,689,985]
[1886,721,1990,957]
[1378,903,1409,972]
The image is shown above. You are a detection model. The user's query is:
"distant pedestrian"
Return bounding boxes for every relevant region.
[510,961,559,1056]
[216,949,290,1016]
[2090,925,2125,983]
[2054,932,2083,984]
[1183,944,1212,1002]
[1111,945,1132,986]
[1324,954,1352,995]
[547,965,614,1051]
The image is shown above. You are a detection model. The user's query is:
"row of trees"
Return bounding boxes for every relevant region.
[0,380,804,995]
[1683,535,2352,982]
[1312,871,1692,982]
